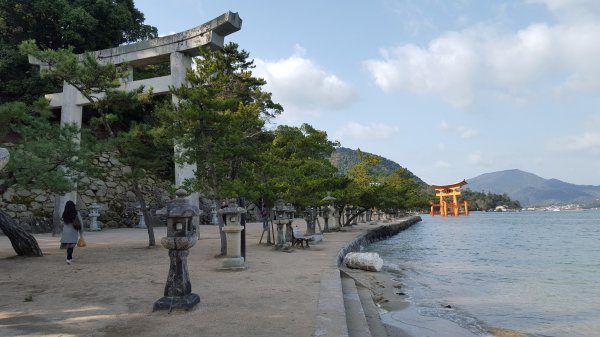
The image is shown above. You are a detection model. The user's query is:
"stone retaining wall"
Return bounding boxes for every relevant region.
[336,216,422,267]
[0,153,171,233]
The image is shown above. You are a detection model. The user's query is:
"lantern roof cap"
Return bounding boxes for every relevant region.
[218,199,246,215]
[157,189,201,217]
[322,192,337,202]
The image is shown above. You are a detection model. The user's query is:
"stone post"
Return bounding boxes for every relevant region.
[135,204,147,229]
[334,207,341,229]
[321,206,330,232]
[154,189,201,311]
[304,206,316,236]
[57,82,84,217]
[344,207,351,226]
[88,202,101,231]
[273,201,291,251]
[0,148,9,172]
[218,199,247,270]
[171,52,200,228]
[285,204,296,242]
[210,201,219,225]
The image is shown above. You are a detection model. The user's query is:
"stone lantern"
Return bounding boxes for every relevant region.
[344,207,352,226]
[154,189,201,311]
[321,192,336,231]
[0,148,9,171]
[210,201,219,225]
[135,204,147,229]
[320,206,330,231]
[272,201,291,251]
[304,206,317,236]
[285,203,296,242]
[217,199,247,270]
[88,202,101,231]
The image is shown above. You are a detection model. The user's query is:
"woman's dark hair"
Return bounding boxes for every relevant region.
[62,201,78,223]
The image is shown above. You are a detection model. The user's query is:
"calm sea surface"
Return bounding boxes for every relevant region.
[368,211,600,337]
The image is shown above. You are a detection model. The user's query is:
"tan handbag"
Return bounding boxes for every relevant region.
[77,235,86,247]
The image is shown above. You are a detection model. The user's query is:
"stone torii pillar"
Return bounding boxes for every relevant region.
[29,12,243,222]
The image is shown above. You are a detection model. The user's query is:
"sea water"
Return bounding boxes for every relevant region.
[368,211,600,337]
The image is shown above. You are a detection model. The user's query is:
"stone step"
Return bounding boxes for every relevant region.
[341,274,373,337]
[356,283,389,337]
[314,269,350,337]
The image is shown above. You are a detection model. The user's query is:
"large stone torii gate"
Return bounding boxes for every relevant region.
[30,11,242,223]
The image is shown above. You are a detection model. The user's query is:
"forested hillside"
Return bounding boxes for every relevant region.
[329,147,427,186]
[460,189,522,211]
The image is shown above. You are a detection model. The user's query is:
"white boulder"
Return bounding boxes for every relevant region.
[343,252,384,272]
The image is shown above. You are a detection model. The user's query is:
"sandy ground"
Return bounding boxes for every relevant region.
[0,220,380,337]
[1,219,531,337]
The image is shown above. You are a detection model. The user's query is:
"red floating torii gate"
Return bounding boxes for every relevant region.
[430,180,469,217]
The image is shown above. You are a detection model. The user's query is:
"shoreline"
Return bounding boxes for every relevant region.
[342,221,536,337]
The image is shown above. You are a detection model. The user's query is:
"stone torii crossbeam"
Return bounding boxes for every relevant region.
[29,12,242,220]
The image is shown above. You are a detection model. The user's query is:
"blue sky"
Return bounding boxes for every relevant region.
[135,0,600,186]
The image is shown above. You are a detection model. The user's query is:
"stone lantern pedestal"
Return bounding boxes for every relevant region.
[218,200,247,270]
[304,206,316,236]
[135,204,147,229]
[154,189,201,311]
[273,201,292,251]
[88,202,101,231]
[321,206,330,232]
[0,148,9,171]
[285,203,296,243]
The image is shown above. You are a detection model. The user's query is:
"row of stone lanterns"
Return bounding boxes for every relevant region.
[153,190,251,311]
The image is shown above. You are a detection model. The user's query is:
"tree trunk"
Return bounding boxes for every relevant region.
[132,179,155,247]
[0,209,43,257]
[344,209,367,227]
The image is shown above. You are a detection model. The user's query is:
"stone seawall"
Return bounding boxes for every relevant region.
[336,216,422,267]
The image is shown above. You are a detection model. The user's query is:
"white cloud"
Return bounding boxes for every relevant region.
[467,152,484,165]
[527,0,600,22]
[334,122,400,141]
[556,132,600,154]
[365,30,480,108]
[253,45,356,122]
[364,9,600,108]
[435,160,452,168]
[439,120,479,139]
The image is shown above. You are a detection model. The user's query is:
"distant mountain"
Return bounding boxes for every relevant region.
[466,169,600,206]
[329,147,427,187]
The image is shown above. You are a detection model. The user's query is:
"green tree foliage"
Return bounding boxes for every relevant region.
[0,0,157,104]
[14,42,168,246]
[335,150,430,225]
[156,42,282,201]
[329,147,428,187]
[334,151,383,225]
[460,189,521,211]
[380,167,431,211]
[0,99,99,194]
[266,124,348,208]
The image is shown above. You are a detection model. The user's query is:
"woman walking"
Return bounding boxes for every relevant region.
[60,201,83,264]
